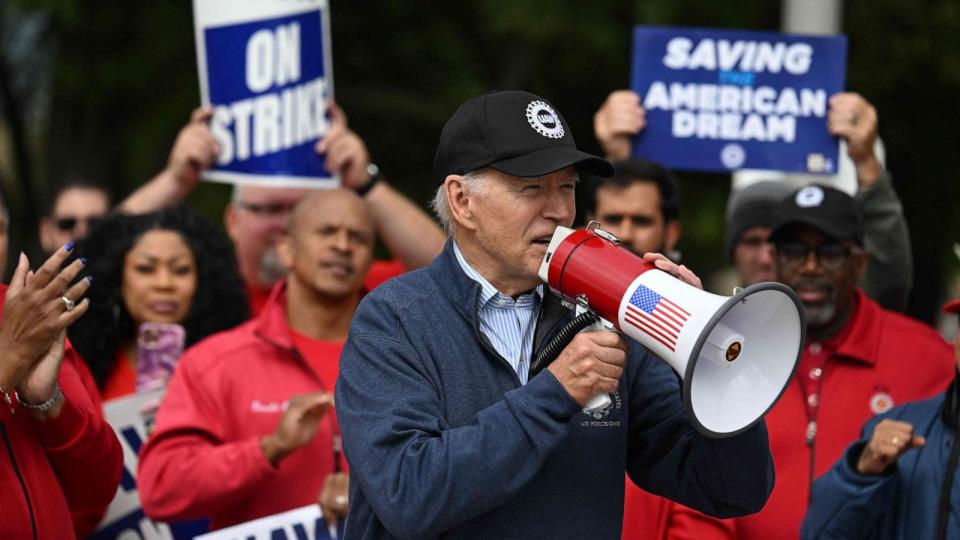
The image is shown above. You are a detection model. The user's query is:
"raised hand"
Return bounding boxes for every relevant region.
[0,247,90,394]
[165,107,221,189]
[593,90,646,161]
[856,418,925,475]
[827,92,882,188]
[316,103,373,190]
[260,392,335,465]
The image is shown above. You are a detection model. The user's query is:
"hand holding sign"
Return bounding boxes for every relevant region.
[828,93,882,187]
[165,107,222,192]
[593,90,647,160]
[260,392,334,466]
[316,103,373,191]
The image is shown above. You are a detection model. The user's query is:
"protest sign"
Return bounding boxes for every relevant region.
[630,26,847,174]
[195,505,342,540]
[193,0,336,187]
[90,391,207,540]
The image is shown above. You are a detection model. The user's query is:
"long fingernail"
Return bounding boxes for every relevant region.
[64,242,74,252]
[86,276,94,284]
[80,258,87,265]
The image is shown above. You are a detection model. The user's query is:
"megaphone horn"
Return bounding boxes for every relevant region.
[538,223,805,438]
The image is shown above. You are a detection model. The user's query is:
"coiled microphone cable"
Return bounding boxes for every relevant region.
[528,310,600,377]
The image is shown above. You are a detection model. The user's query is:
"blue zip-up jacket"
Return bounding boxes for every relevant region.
[802,389,959,539]
[335,241,775,539]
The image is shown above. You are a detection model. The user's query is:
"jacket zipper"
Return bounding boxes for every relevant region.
[471,288,523,386]
[1,422,39,540]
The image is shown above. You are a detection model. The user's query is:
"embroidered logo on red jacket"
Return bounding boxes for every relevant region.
[869,390,894,414]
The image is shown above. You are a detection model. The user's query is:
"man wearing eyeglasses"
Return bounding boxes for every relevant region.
[39,180,110,254]
[668,184,955,539]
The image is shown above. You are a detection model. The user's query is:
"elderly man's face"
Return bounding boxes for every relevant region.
[774,225,866,331]
[462,166,576,293]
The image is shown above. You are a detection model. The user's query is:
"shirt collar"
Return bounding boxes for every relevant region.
[452,241,543,308]
[826,289,880,366]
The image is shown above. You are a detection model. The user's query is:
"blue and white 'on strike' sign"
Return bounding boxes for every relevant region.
[193,0,336,187]
[630,26,847,174]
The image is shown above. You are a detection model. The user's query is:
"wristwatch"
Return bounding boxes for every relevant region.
[355,163,382,197]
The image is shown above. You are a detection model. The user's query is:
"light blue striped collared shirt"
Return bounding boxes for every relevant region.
[453,242,543,384]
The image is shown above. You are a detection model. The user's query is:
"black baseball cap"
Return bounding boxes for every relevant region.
[433,90,614,184]
[768,184,864,245]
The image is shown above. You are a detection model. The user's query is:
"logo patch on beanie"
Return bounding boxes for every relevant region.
[796,185,825,208]
[526,100,564,139]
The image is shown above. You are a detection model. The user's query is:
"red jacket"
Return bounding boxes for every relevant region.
[138,281,344,530]
[646,290,955,539]
[0,284,123,539]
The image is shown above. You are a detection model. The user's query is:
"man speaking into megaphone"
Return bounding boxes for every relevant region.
[335,91,776,539]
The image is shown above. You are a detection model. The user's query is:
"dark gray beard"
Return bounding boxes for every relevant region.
[803,301,837,328]
[257,248,287,286]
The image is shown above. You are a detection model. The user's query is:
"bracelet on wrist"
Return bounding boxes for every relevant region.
[355,163,383,197]
[16,384,63,413]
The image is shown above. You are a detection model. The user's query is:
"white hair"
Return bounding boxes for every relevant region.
[431,170,487,236]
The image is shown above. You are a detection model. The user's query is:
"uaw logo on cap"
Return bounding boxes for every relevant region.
[526,100,565,139]
[796,185,825,208]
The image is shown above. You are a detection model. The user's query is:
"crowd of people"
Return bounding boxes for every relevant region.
[0,81,956,540]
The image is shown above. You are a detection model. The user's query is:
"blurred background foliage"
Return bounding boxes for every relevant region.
[0,0,957,323]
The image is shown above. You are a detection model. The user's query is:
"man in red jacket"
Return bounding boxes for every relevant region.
[0,246,123,539]
[138,188,375,531]
[666,185,955,539]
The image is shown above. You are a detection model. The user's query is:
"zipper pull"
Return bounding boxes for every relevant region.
[806,421,817,446]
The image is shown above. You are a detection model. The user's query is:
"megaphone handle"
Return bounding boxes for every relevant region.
[583,392,612,413]
[576,305,615,413]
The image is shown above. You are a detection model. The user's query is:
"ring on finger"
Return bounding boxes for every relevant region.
[60,296,76,312]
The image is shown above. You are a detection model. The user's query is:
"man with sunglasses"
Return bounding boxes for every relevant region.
[668,184,955,539]
[39,180,110,255]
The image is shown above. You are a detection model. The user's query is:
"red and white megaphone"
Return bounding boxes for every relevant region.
[538,223,805,437]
